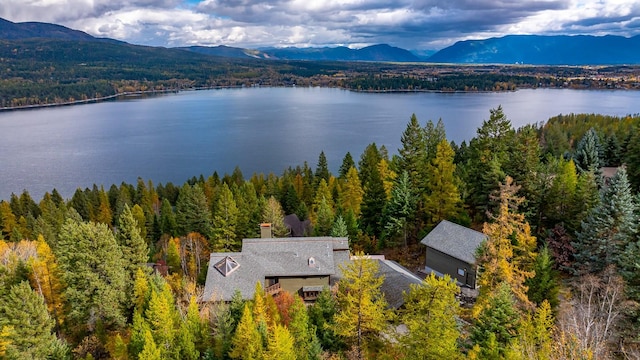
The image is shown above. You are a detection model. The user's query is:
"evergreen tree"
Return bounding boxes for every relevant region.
[0,281,62,359]
[397,114,427,193]
[334,254,389,360]
[471,283,521,358]
[116,204,149,291]
[315,151,330,186]
[625,126,640,192]
[604,133,622,167]
[175,184,213,238]
[308,287,342,352]
[235,182,262,239]
[313,197,335,236]
[339,152,356,179]
[360,162,386,237]
[56,218,127,337]
[69,188,92,222]
[525,245,560,310]
[331,215,349,238]
[573,167,637,273]
[400,274,461,360]
[212,183,240,251]
[574,128,602,175]
[160,198,178,237]
[424,118,447,161]
[382,171,416,247]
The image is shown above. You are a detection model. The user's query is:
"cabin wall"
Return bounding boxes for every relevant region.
[278,276,330,295]
[426,247,477,288]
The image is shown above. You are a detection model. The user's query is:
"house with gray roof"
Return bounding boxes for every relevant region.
[420,220,487,288]
[203,230,424,307]
[203,236,350,302]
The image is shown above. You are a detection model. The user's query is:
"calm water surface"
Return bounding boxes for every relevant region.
[0,87,638,199]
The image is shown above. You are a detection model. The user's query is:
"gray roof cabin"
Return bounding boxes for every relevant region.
[203,233,423,307]
[420,220,487,288]
[203,236,350,302]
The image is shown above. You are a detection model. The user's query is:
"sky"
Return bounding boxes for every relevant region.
[1,0,640,50]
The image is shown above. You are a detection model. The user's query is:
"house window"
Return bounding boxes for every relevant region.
[457,268,466,277]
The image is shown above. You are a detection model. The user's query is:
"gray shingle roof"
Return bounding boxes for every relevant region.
[420,220,487,264]
[203,237,350,301]
[377,260,424,309]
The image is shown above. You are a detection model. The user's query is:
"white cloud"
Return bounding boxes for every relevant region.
[1,0,639,49]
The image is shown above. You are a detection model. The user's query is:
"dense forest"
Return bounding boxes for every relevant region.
[2,110,640,359]
[3,38,640,109]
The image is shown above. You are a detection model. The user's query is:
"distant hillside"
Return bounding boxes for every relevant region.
[0,17,97,41]
[179,45,273,59]
[428,35,640,65]
[261,44,420,62]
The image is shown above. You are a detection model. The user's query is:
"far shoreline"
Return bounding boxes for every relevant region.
[0,84,633,112]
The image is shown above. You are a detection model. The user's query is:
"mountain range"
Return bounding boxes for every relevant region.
[2,17,640,65]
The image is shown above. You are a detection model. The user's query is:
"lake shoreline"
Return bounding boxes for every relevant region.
[2,83,625,112]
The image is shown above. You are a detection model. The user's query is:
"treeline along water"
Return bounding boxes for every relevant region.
[0,87,638,199]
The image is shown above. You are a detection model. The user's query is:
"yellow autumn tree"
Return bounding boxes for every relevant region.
[27,235,65,331]
[476,176,537,313]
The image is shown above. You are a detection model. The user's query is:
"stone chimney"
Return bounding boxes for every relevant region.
[260,223,272,238]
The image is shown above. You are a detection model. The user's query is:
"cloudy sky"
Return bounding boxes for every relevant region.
[1,0,640,50]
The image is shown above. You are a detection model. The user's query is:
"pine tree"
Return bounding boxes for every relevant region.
[339,152,356,179]
[423,139,461,228]
[117,204,149,291]
[212,182,240,251]
[397,113,427,193]
[160,198,178,237]
[315,151,330,186]
[334,254,389,360]
[525,245,560,310]
[471,283,521,358]
[308,287,342,352]
[400,274,461,360]
[360,161,387,237]
[313,196,335,236]
[0,281,61,359]
[175,184,213,238]
[56,218,127,336]
[331,215,349,238]
[625,126,640,192]
[574,128,603,175]
[574,167,637,274]
[382,171,416,247]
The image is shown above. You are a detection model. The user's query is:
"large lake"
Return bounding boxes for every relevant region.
[0,87,639,200]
